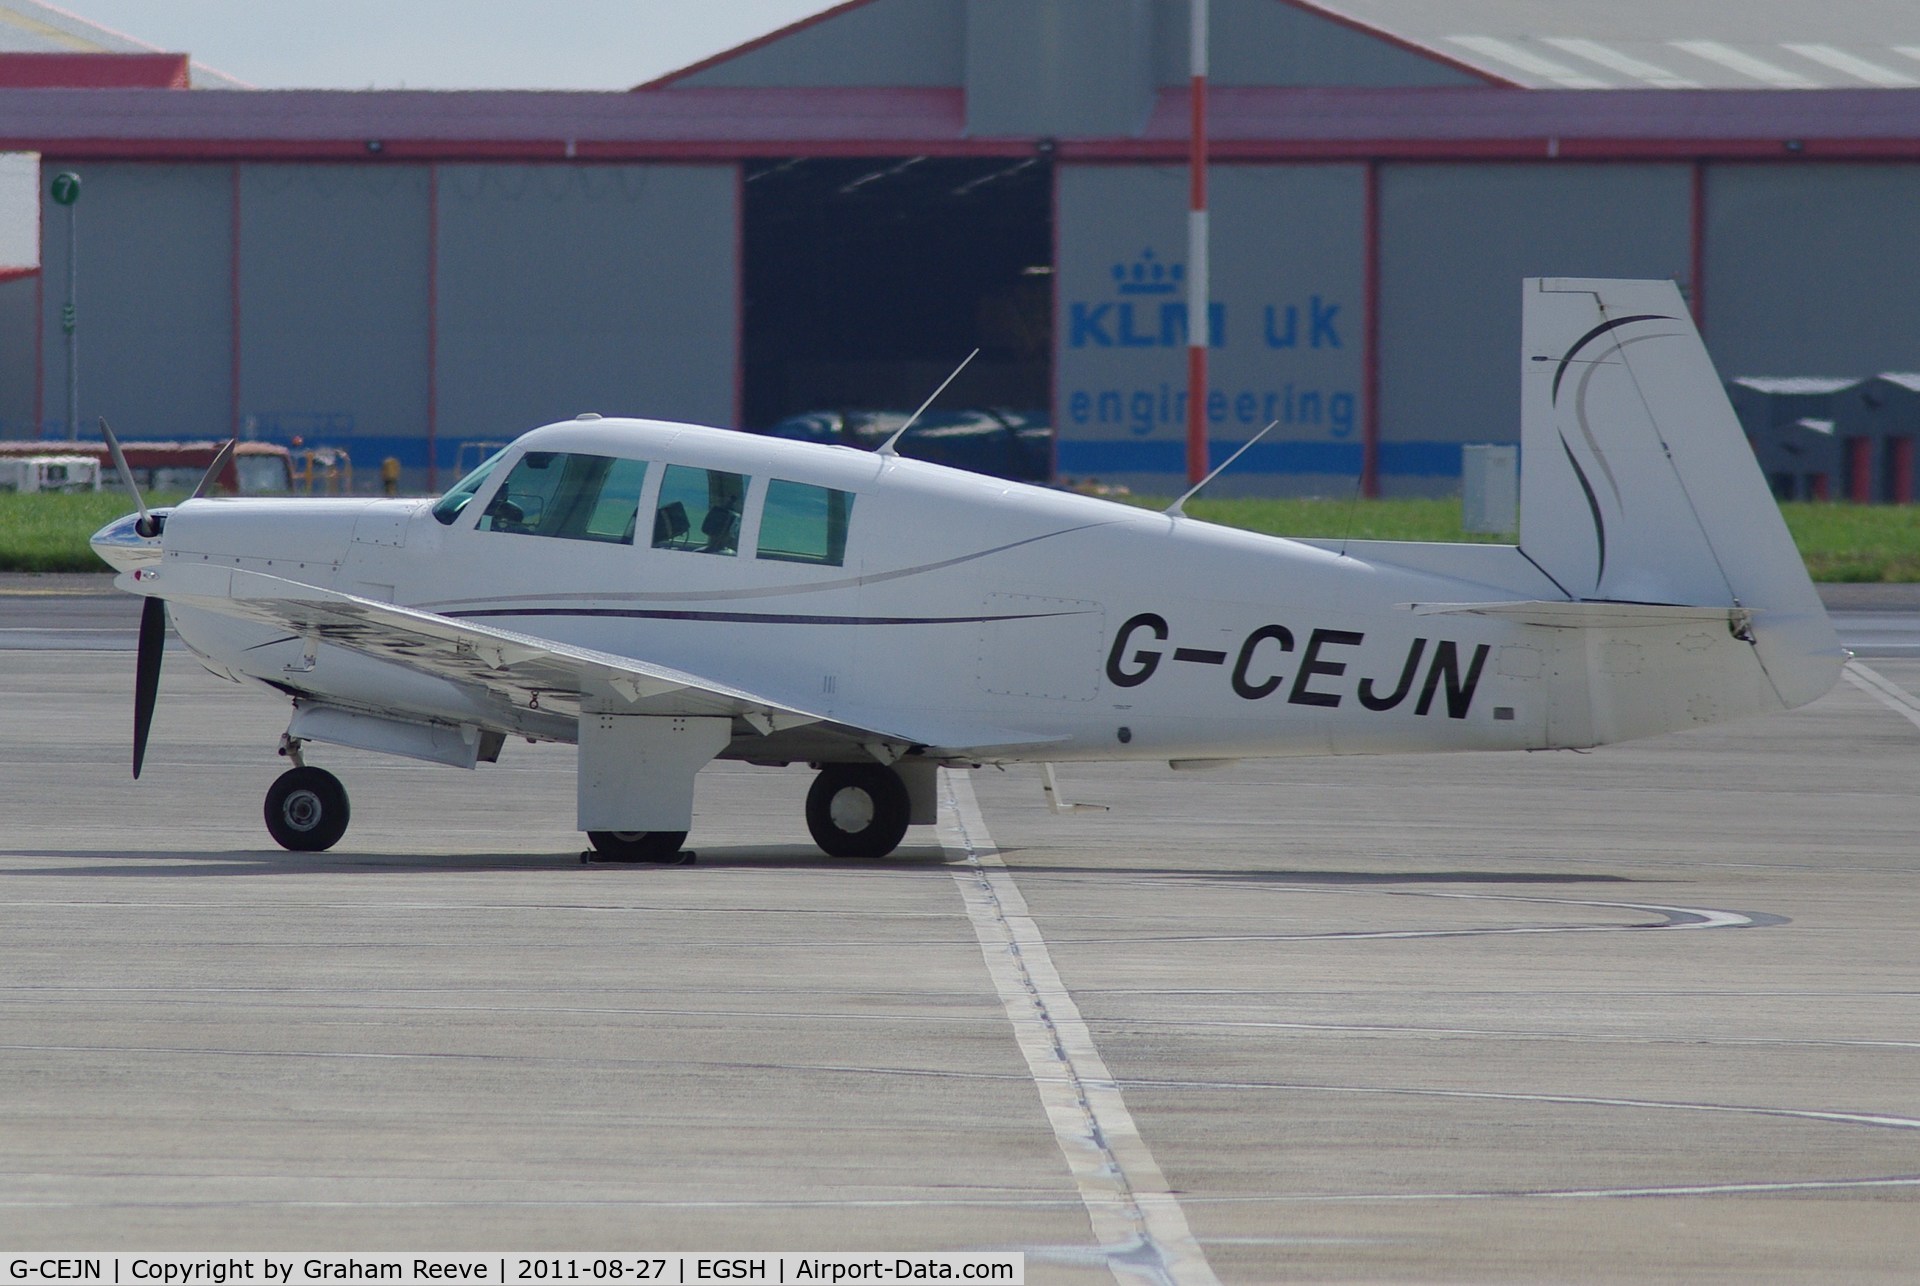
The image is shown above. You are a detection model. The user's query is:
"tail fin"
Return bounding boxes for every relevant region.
[1518,277,1843,709]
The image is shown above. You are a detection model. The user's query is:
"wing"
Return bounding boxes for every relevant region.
[128,564,1062,754]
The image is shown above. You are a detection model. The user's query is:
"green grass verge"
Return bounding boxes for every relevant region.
[0,491,185,573]
[1125,494,1920,583]
[6,490,1920,582]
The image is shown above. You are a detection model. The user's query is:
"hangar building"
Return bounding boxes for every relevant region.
[6,0,1920,495]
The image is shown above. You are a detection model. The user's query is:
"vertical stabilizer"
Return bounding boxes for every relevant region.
[1518,278,1842,709]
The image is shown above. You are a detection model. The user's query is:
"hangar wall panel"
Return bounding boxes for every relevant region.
[0,272,37,436]
[1056,163,1364,496]
[1704,164,1920,380]
[436,164,737,457]
[238,164,429,461]
[39,161,230,440]
[1377,162,1692,494]
[966,0,1155,137]
[676,0,963,87]
[1152,0,1482,87]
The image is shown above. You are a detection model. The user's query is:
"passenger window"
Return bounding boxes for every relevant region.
[653,464,749,556]
[477,452,647,545]
[757,479,854,567]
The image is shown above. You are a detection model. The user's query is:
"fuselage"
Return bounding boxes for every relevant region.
[96,416,1782,765]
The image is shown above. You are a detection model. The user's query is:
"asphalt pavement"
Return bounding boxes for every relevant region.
[1,577,1917,1281]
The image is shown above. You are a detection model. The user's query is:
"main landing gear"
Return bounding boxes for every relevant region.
[264,765,351,852]
[806,763,912,859]
[585,830,690,863]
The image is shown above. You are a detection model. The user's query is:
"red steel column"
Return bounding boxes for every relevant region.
[1848,437,1872,502]
[1184,0,1209,485]
[426,163,439,491]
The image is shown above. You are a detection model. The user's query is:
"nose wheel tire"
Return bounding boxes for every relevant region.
[806,764,911,858]
[264,766,351,852]
[587,830,689,862]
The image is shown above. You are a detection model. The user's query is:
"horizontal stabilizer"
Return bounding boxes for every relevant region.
[1408,600,1743,630]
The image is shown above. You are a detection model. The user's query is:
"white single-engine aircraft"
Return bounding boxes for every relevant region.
[92,279,1843,861]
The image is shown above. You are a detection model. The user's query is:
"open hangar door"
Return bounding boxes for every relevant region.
[741,155,1053,481]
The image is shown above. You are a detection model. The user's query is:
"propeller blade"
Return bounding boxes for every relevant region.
[99,417,158,537]
[190,437,238,500]
[133,596,165,779]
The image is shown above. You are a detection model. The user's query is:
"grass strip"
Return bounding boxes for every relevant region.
[4,491,1919,582]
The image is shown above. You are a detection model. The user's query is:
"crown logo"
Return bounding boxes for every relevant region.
[1112,248,1183,296]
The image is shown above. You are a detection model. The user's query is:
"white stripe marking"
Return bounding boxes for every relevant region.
[1781,44,1919,88]
[1542,38,1699,88]
[1119,1078,1920,1133]
[940,768,1219,1286]
[1446,36,1609,88]
[1669,41,1820,88]
[1842,659,1920,731]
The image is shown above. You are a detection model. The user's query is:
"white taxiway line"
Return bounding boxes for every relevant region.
[1843,659,1920,731]
[939,768,1220,1286]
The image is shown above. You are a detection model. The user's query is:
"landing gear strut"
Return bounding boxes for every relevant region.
[264,765,351,852]
[806,763,911,858]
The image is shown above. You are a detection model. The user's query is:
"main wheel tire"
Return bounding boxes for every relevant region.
[806,764,911,858]
[264,766,350,852]
[587,830,689,862]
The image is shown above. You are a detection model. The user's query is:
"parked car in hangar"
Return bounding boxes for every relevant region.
[758,409,1051,484]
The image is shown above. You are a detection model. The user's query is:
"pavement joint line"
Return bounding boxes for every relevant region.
[938,767,1220,1286]
[1842,659,1920,731]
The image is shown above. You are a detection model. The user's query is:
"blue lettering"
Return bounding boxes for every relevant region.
[1263,304,1298,349]
[1070,302,1112,348]
[1069,390,1091,424]
[1235,392,1257,424]
[1129,391,1155,435]
[1311,296,1342,348]
[1118,302,1157,348]
[1156,302,1226,348]
[1330,392,1355,437]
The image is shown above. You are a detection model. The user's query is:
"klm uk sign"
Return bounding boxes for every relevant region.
[1063,247,1357,441]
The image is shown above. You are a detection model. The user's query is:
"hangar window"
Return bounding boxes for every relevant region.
[431,447,511,525]
[653,464,750,556]
[477,452,648,544]
[757,480,853,567]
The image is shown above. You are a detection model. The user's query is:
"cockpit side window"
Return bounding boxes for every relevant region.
[756,479,854,567]
[431,447,510,525]
[652,464,749,556]
[477,452,647,545]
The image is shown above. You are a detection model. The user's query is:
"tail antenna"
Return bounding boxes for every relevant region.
[1165,419,1280,519]
[877,348,980,458]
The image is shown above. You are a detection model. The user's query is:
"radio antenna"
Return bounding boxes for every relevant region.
[877,348,979,458]
[1165,419,1279,518]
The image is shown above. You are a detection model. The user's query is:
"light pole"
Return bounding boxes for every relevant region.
[1185,0,1209,486]
[50,170,80,441]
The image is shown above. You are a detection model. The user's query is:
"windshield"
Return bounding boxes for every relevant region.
[431,448,510,525]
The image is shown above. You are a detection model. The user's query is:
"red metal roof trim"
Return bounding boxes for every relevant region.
[0,52,189,90]
[5,86,1920,163]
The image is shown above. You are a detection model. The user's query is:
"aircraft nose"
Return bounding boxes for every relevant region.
[90,509,167,572]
